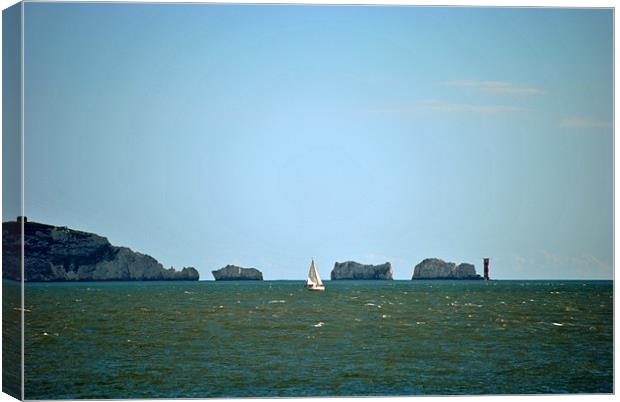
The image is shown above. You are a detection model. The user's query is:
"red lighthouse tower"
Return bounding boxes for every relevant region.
[483,258,490,280]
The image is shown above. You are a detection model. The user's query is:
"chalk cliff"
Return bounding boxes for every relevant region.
[2,218,199,281]
[412,258,482,280]
[212,265,263,280]
[330,261,393,280]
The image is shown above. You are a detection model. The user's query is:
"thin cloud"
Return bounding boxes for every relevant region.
[512,254,527,267]
[445,80,545,95]
[541,251,611,273]
[378,100,525,114]
[506,252,611,279]
[560,117,612,129]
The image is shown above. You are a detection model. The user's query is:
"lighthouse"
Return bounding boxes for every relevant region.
[483,258,490,280]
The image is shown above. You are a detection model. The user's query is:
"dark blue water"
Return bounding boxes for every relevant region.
[19,280,612,398]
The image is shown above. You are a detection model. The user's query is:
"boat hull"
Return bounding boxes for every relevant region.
[306,285,325,291]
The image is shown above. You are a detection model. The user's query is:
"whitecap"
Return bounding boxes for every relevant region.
[184,291,194,294]
[552,322,564,326]
[365,303,376,306]
[313,322,325,328]
[268,300,286,304]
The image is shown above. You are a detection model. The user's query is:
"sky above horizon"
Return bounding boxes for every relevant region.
[15,4,613,280]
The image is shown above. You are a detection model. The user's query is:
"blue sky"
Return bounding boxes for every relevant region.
[17,4,612,279]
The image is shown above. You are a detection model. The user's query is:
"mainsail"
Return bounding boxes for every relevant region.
[307,259,323,287]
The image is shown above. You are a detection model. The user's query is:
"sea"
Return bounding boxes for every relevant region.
[7,280,614,399]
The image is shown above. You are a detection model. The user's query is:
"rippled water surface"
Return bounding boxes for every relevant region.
[21,280,612,398]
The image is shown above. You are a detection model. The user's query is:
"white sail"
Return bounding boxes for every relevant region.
[307,260,323,287]
[305,259,325,290]
[310,260,323,286]
[307,261,316,286]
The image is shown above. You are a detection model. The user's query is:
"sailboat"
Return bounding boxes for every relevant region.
[305,259,325,291]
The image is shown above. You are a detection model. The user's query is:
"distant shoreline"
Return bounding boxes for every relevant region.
[7,278,612,284]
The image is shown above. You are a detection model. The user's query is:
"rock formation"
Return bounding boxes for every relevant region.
[212,265,263,280]
[2,218,199,281]
[330,261,393,280]
[412,258,482,280]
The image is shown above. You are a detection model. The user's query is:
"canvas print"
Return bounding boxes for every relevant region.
[2,2,613,399]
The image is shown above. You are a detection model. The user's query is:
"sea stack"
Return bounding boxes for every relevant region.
[412,258,482,280]
[212,265,263,281]
[2,218,199,281]
[330,261,393,280]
